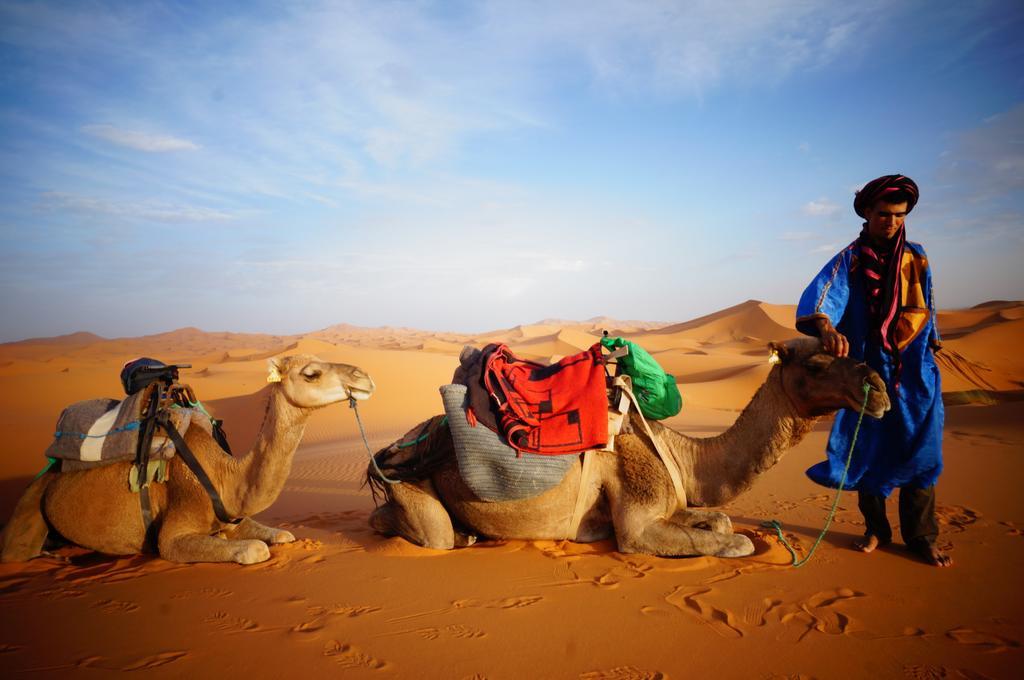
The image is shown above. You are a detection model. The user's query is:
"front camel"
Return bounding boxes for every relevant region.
[1,355,374,565]
[369,338,890,558]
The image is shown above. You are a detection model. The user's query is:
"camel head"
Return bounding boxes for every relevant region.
[266,354,375,409]
[768,337,890,419]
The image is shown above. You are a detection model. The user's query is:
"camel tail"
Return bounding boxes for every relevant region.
[1,469,58,562]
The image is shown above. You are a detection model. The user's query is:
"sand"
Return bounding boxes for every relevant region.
[1,301,1022,679]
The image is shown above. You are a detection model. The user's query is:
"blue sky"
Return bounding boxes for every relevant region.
[1,0,1022,342]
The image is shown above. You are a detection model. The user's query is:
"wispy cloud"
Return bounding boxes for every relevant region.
[81,124,200,152]
[939,102,1024,199]
[39,192,237,223]
[802,198,841,217]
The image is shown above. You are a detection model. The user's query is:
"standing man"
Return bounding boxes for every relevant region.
[796,174,951,567]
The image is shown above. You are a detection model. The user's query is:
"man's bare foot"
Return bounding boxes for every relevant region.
[853,534,890,553]
[910,542,953,567]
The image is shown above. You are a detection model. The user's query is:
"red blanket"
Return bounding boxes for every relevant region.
[483,342,607,455]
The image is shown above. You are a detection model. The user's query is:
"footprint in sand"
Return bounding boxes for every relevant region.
[0,577,32,595]
[404,624,487,641]
[903,664,993,680]
[998,520,1024,538]
[742,597,784,627]
[322,641,387,670]
[39,586,86,600]
[579,666,666,680]
[454,595,544,610]
[935,506,981,533]
[204,611,265,634]
[292,603,382,635]
[387,595,543,623]
[945,626,1021,653]
[771,588,865,643]
[664,585,743,639]
[118,651,190,671]
[92,598,140,613]
[171,587,233,600]
[0,644,23,654]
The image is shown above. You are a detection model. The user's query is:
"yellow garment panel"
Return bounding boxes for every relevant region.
[896,251,930,350]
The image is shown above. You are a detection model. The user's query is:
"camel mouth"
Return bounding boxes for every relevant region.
[348,388,373,401]
[848,393,889,419]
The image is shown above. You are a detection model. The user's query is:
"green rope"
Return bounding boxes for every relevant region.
[395,415,447,449]
[761,381,873,568]
[350,398,401,485]
[34,457,58,480]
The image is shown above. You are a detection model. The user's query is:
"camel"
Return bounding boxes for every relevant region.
[1,355,374,565]
[369,337,891,558]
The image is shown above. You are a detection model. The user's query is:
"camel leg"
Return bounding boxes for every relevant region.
[668,508,733,534]
[1,471,57,563]
[158,512,270,565]
[221,517,295,545]
[615,505,753,558]
[369,480,475,550]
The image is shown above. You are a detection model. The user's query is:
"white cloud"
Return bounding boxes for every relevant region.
[542,258,587,272]
[802,198,841,217]
[39,192,236,223]
[811,243,842,254]
[81,124,200,152]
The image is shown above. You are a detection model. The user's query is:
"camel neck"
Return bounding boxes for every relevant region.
[232,387,309,516]
[664,367,818,507]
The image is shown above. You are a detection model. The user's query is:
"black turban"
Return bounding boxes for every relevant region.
[853,174,919,218]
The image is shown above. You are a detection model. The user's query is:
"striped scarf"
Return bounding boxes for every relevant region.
[857,225,906,386]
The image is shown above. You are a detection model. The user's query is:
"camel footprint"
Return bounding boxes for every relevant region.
[171,587,233,600]
[409,624,487,641]
[322,641,387,670]
[204,611,265,634]
[579,666,666,680]
[945,626,1021,653]
[119,651,190,671]
[292,604,382,634]
[92,598,140,614]
[453,595,543,610]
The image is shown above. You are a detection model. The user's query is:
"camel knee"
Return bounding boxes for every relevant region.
[1,473,56,563]
[369,496,459,550]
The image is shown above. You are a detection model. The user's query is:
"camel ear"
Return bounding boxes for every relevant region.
[266,358,283,383]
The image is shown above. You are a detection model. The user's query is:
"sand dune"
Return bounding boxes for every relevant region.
[0,300,1022,678]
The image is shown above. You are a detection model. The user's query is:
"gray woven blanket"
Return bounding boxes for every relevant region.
[45,390,196,465]
[440,383,576,502]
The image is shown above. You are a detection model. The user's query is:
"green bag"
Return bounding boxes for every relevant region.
[601,337,682,420]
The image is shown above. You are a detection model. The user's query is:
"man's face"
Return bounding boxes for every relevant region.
[865,200,908,243]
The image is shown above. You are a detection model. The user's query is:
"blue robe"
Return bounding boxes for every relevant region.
[796,240,944,497]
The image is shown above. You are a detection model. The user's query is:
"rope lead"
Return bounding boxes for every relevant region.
[762,381,874,568]
[350,398,401,485]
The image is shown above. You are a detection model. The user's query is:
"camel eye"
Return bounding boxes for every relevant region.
[805,355,831,373]
[302,369,322,382]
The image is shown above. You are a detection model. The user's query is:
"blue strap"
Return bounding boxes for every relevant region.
[54,420,142,439]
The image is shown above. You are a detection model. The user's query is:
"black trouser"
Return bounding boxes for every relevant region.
[857,486,938,548]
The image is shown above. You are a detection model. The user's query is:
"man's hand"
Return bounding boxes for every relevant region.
[816,317,849,357]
